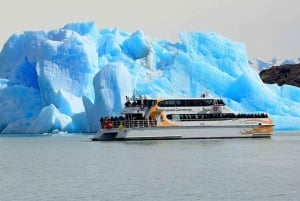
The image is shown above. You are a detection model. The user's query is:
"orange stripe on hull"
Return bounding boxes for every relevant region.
[242,125,274,135]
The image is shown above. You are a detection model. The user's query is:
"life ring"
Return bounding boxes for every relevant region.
[108,123,113,129]
[213,106,218,111]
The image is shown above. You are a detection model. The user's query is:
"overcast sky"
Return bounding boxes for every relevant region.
[1,0,300,60]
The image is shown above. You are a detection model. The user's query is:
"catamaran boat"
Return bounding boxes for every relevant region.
[92,93,274,141]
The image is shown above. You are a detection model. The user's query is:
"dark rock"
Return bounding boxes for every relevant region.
[259,63,300,87]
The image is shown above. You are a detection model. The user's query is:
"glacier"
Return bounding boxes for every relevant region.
[0,21,299,134]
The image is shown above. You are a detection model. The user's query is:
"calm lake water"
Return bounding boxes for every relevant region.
[0,131,300,201]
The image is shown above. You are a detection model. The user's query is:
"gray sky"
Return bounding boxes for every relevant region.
[1,0,300,60]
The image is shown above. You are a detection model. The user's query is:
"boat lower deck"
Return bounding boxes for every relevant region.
[92,135,271,141]
[92,125,273,141]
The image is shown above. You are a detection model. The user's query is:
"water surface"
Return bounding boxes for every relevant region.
[0,132,299,201]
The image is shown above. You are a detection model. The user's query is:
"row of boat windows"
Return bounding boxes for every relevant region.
[166,113,268,121]
[125,99,157,107]
[158,99,225,107]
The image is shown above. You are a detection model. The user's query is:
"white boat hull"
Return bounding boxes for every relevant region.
[92,125,272,141]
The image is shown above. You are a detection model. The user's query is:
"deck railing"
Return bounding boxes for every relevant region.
[101,120,157,129]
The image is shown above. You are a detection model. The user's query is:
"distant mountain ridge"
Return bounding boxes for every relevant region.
[249,58,300,71]
[250,58,300,87]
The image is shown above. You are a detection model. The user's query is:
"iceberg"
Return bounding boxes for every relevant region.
[0,21,299,133]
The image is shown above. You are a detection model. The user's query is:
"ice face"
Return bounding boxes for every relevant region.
[0,22,299,133]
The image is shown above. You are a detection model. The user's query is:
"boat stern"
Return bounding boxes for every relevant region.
[92,126,128,141]
[92,130,119,141]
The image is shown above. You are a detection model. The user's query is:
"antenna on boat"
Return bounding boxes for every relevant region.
[200,79,210,98]
[205,83,210,97]
[132,88,137,100]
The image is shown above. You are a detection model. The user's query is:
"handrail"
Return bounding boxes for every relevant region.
[101,120,157,129]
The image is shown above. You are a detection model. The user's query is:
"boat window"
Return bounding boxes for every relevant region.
[172,114,180,121]
[158,101,165,107]
[204,99,213,106]
[194,100,202,106]
[217,99,225,105]
[168,100,176,107]
[144,99,157,107]
[166,114,172,120]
